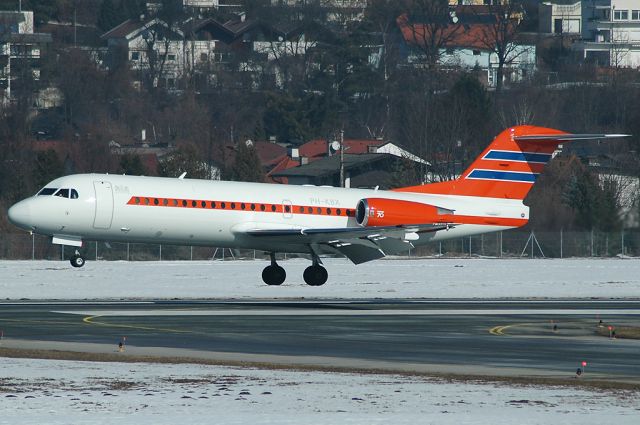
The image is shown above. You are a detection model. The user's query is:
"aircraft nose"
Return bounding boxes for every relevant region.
[7,200,32,230]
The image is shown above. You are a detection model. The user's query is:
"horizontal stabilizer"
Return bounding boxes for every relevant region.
[514,134,630,142]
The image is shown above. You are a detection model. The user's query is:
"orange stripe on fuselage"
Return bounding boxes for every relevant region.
[125,196,526,228]
[126,196,356,218]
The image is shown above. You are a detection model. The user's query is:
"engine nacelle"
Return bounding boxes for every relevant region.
[355,198,452,227]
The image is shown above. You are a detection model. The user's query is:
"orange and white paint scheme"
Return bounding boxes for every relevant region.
[7,125,628,286]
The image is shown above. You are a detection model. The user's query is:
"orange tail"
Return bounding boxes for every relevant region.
[396,126,574,200]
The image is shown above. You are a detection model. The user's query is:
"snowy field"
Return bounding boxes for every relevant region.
[0,357,639,425]
[2,258,640,423]
[0,257,639,300]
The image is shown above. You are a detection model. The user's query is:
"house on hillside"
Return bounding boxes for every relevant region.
[102,16,186,89]
[103,13,316,90]
[397,12,535,88]
[267,137,428,188]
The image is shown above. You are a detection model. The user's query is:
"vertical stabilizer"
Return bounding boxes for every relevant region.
[395,126,621,200]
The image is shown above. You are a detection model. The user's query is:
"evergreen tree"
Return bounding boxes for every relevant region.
[158,145,209,179]
[228,141,264,182]
[97,0,120,31]
[34,149,64,189]
[118,153,147,176]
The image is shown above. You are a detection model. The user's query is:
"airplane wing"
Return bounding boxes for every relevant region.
[244,223,453,264]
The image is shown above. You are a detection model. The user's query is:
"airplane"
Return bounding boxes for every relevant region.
[7,125,629,286]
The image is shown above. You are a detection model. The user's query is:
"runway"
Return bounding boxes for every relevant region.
[1,299,639,382]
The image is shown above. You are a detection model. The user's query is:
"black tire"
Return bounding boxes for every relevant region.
[70,255,85,268]
[262,265,286,286]
[303,265,328,286]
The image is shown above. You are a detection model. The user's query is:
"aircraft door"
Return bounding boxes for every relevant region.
[93,180,114,229]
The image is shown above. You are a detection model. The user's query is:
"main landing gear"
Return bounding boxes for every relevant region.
[262,253,286,286]
[70,250,85,268]
[261,253,328,286]
[303,256,328,286]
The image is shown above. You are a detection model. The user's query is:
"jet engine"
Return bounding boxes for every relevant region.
[355,198,452,227]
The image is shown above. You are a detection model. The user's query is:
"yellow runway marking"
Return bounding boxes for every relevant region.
[82,315,196,334]
[488,323,537,336]
[489,324,516,336]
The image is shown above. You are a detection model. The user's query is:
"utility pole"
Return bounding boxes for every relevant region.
[339,129,345,188]
[73,6,77,47]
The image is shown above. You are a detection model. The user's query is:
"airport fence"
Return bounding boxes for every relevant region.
[1,229,639,261]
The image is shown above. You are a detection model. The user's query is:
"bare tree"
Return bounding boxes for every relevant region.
[472,1,530,93]
[138,18,182,92]
[397,0,461,69]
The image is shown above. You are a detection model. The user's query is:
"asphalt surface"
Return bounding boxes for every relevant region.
[1,299,639,380]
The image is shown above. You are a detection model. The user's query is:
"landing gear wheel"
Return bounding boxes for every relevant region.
[70,255,85,268]
[303,265,328,286]
[262,264,286,286]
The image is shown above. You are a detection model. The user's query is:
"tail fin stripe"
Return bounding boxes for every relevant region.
[467,170,538,183]
[483,150,552,164]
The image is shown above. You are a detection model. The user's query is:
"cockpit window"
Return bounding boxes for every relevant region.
[70,189,79,199]
[38,188,58,196]
[55,189,70,198]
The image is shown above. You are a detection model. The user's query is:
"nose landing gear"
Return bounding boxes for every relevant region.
[262,253,286,286]
[70,250,85,268]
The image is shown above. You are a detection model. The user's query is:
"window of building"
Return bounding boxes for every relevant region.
[131,51,140,61]
[472,50,481,56]
[168,54,176,61]
[633,10,640,20]
[200,52,208,61]
[614,10,629,20]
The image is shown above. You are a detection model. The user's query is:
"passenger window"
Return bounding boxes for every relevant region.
[38,188,58,196]
[55,189,70,198]
[70,189,79,199]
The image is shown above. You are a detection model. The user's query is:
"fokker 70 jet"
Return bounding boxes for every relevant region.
[7,125,627,286]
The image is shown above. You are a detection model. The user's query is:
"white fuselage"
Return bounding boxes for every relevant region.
[8,174,529,255]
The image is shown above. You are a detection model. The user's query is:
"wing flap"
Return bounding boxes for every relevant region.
[327,241,385,264]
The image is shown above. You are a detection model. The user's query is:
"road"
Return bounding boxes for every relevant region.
[1,299,639,381]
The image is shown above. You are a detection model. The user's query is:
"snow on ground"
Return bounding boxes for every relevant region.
[0,357,638,425]
[0,258,639,300]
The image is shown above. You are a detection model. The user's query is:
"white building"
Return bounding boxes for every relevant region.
[0,10,51,103]
[576,0,640,68]
[102,17,192,88]
[539,1,582,34]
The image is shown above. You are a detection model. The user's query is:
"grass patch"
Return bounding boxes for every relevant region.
[596,324,640,340]
[1,347,640,391]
